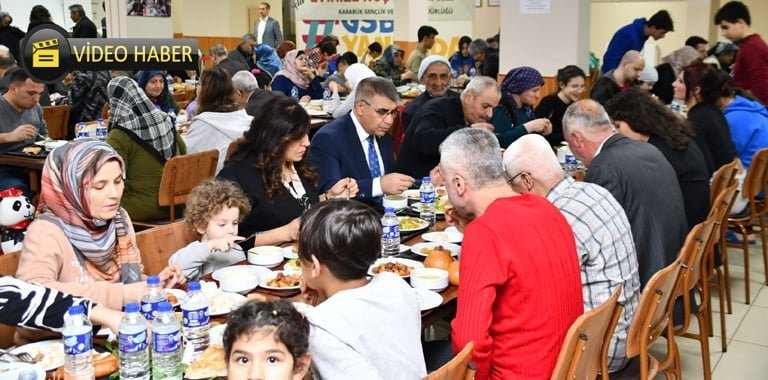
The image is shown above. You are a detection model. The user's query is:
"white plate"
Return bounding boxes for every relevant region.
[284,258,301,272]
[402,189,421,200]
[165,288,187,307]
[209,292,247,316]
[410,202,446,215]
[399,244,411,254]
[414,288,443,311]
[212,265,271,282]
[398,217,429,232]
[420,231,463,244]
[209,323,227,345]
[368,258,424,278]
[10,340,65,371]
[259,270,303,291]
[0,361,46,379]
[282,245,299,259]
[410,242,461,257]
[305,108,330,117]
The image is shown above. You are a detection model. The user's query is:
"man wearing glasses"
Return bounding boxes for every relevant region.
[402,55,459,133]
[309,77,415,203]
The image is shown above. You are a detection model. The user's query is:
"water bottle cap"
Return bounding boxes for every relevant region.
[384,207,394,213]
[146,275,160,285]
[78,121,85,125]
[157,302,173,312]
[68,305,85,315]
[125,302,140,313]
[97,118,104,122]
[422,176,431,182]
[188,282,201,291]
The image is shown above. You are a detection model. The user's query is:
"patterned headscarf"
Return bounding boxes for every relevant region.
[273,49,311,89]
[382,44,401,69]
[37,140,142,284]
[661,46,700,77]
[500,66,543,122]
[108,76,176,161]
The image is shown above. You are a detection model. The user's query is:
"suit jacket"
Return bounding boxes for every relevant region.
[308,114,395,202]
[586,134,688,288]
[72,17,98,38]
[216,58,250,75]
[253,17,283,48]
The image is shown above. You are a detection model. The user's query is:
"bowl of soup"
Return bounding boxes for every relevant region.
[383,194,408,210]
[247,246,284,268]
[410,268,449,291]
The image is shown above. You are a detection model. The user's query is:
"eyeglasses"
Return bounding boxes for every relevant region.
[361,100,399,118]
[507,171,530,186]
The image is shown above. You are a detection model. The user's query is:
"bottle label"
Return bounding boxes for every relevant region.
[95,126,107,137]
[119,330,148,353]
[565,154,577,165]
[382,224,400,240]
[76,131,89,138]
[141,301,160,320]
[64,332,92,355]
[182,306,209,328]
[420,190,435,204]
[153,329,181,353]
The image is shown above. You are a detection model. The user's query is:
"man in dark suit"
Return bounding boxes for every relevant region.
[231,70,281,117]
[563,99,687,288]
[252,2,283,48]
[228,34,258,70]
[309,77,415,203]
[69,4,98,38]
[210,44,249,75]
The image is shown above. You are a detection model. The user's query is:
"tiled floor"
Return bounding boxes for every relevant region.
[650,243,768,379]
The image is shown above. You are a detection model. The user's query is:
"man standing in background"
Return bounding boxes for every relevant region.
[253,2,283,48]
[69,4,98,38]
[406,25,438,74]
[601,10,673,73]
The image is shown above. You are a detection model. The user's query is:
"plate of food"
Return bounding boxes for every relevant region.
[402,189,421,201]
[208,292,247,316]
[410,196,450,215]
[399,244,411,254]
[284,258,301,272]
[0,362,45,380]
[368,258,424,278]
[410,242,460,258]
[185,343,227,379]
[10,340,65,371]
[282,245,299,259]
[260,271,303,290]
[414,288,443,311]
[165,288,187,307]
[212,265,271,282]
[420,231,463,244]
[399,216,429,232]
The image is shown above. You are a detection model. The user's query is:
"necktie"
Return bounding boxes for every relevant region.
[367,135,381,178]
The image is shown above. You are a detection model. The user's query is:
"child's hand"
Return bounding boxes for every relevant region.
[300,282,326,306]
[208,236,245,253]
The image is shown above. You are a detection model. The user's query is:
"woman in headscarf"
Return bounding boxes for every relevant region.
[106,76,186,221]
[704,41,738,73]
[271,49,326,102]
[16,139,184,311]
[651,46,700,104]
[253,43,284,77]
[136,70,180,113]
[331,63,376,119]
[490,67,552,147]
[373,45,417,86]
[67,70,111,139]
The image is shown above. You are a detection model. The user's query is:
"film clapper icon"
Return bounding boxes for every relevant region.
[32,38,59,68]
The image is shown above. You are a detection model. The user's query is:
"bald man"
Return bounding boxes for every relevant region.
[590,50,645,104]
[562,99,686,288]
[503,134,640,372]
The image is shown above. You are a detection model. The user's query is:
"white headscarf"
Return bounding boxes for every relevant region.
[332,63,377,119]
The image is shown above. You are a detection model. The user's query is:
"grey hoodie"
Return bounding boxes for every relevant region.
[184,109,253,173]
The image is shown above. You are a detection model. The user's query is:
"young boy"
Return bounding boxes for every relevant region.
[168,179,251,280]
[298,200,427,379]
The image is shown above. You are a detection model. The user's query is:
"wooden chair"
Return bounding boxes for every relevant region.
[0,252,21,348]
[135,220,199,276]
[422,341,475,380]
[727,148,768,304]
[613,259,682,380]
[550,285,623,380]
[100,102,110,120]
[42,105,70,140]
[709,159,739,315]
[132,150,219,228]
[226,139,243,162]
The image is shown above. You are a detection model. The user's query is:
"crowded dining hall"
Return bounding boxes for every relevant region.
[1,0,768,379]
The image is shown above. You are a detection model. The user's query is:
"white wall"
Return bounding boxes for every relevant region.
[0,0,93,33]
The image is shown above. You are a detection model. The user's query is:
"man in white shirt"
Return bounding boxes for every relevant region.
[252,2,283,48]
[309,77,415,204]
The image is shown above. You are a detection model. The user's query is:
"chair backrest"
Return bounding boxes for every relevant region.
[743,148,768,216]
[226,139,243,162]
[158,149,219,221]
[550,285,624,380]
[422,341,475,380]
[42,105,71,140]
[708,184,740,271]
[625,259,682,358]
[0,252,21,348]
[710,159,739,206]
[101,102,110,119]
[135,220,199,276]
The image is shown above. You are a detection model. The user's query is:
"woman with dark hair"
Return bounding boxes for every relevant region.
[651,46,700,104]
[490,66,552,147]
[675,61,736,174]
[217,97,357,249]
[535,65,587,146]
[136,70,180,113]
[28,5,54,32]
[606,88,710,228]
[184,67,252,174]
[449,36,475,75]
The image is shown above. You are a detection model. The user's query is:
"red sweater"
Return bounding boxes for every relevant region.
[451,194,583,380]
[734,34,768,105]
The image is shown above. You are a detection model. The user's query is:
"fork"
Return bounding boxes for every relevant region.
[0,349,35,363]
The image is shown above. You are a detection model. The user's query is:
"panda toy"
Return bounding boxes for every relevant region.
[0,188,35,254]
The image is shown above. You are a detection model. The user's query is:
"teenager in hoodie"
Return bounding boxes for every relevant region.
[184,67,253,174]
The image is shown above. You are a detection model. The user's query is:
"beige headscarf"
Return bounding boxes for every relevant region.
[661,46,700,76]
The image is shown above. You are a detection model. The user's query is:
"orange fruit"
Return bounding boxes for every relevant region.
[424,249,454,270]
[448,260,460,286]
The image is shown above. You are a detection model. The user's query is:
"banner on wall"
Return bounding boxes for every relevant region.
[295,0,394,21]
[428,0,474,21]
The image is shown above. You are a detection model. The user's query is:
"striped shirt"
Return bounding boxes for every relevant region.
[0,276,92,332]
[546,176,641,372]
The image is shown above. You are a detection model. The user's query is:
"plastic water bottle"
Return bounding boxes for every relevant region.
[76,122,89,139]
[381,207,400,257]
[419,177,436,227]
[140,276,167,321]
[291,86,299,100]
[95,118,108,141]
[469,67,477,77]
[559,144,578,174]
[152,302,182,380]
[323,87,331,101]
[165,74,174,93]
[167,108,177,125]
[63,305,94,380]
[670,98,687,116]
[119,303,150,380]
[181,282,210,362]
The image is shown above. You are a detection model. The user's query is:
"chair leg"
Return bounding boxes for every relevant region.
[697,311,713,380]
[738,225,751,304]
[716,268,728,353]
[720,238,733,314]
[761,218,768,285]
